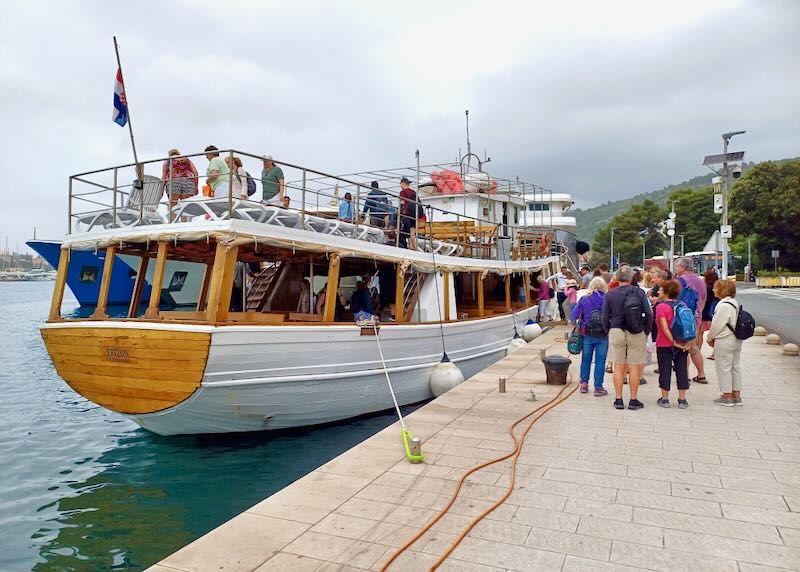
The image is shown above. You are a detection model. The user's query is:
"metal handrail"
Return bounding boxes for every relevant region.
[66,148,565,261]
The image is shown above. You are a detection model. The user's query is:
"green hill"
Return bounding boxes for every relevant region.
[575,156,799,243]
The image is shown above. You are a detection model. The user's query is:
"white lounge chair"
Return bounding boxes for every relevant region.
[171,197,270,223]
[76,175,165,232]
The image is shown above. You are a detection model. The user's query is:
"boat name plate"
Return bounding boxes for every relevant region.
[104,347,130,362]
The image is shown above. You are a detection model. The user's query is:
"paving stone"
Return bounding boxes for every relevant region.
[610,540,738,572]
[633,507,783,544]
[577,515,663,547]
[524,525,613,560]
[663,529,800,569]
[670,483,790,511]
[615,489,722,517]
[562,555,651,572]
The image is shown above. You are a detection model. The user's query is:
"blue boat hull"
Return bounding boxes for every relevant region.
[27,240,150,307]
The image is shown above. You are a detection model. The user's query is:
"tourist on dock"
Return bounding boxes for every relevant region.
[338,192,353,222]
[363,181,390,228]
[536,275,553,322]
[571,276,609,396]
[707,279,743,406]
[654,279,690,409]
[204,145,230,199]
[399,177,420,249]
[702,269,720,360]
[598,263,612,283]
[225,156,248,199]
[564,278,578,323]
[579,267,592,289]
[675,257,707,384]
[261,155,285,204]
[162,149,198,201]
[602,265,652,410]
[548,266,570,320]
[350,280,374,319]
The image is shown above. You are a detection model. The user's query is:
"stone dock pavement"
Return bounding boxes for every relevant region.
[148,327,800,572]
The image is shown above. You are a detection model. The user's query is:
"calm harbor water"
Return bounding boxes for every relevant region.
[0,281,417,571]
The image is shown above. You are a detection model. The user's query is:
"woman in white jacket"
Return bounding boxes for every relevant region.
[706,279,742,407]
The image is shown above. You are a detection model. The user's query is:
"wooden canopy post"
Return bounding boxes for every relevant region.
[477,272,485,317]
[144,242,169,319]
[127,254,149,318]
[90,245,117,319]
[505,272,512,312]
[523,272,532,307]
[395,263,405,322]
[48,248,70,321]
[443,271,450,321]
[205,242,239,324]
[196,262,212,312]
[323,253,341,323]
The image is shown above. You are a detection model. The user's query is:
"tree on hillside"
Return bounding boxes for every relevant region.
[592,199,667,266]
[668,186,719,253]
[729,160,800,270]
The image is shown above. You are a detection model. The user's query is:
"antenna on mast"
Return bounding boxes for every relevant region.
[465,110,471,170]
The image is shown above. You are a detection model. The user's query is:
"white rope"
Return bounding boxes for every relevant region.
[372,322,406,429]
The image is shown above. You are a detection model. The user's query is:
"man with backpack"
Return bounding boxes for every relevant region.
[601,265,653,410]
[363,181,390,229]
[675,257,708,384]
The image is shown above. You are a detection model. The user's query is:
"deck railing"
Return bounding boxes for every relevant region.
[67,149,561,261]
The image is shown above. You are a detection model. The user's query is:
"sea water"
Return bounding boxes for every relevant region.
[0,282,416,571]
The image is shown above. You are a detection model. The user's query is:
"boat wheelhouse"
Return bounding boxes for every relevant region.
[41,149,563,435]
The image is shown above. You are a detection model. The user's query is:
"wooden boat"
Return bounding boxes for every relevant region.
[41,150,561,435]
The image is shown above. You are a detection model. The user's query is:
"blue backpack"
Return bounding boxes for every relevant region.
[669,300,697,342]
[677,277,698,314]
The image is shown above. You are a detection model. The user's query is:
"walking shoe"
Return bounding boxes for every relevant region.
[657,398,670,408]
[628,399,644,410]
[639,377,648,385]
[613,399,625,410]
[677,399,689,409]
[580,382,589,394]
[733,396,743,406]
[692,376,708,384]
[713,397,735,407]
[594,388,608,397]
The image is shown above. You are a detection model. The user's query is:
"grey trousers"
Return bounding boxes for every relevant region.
[714,334,743,393]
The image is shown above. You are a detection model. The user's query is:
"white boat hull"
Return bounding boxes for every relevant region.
[127,310,532,435]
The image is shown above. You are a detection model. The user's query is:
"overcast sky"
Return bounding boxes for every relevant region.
[1,0,798,250]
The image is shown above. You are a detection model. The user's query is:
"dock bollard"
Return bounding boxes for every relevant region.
[499,376,507,393]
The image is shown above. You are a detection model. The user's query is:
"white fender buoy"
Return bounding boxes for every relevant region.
[783,343,799,356]
[766,333,781,345]
[754,326,767,336]
[507,337,528,355]
[430,359,465,397]
[522,321,543,342]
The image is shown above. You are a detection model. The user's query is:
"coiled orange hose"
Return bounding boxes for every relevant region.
[378,379,577,571]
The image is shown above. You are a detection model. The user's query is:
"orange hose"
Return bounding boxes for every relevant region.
[378,380,577,571]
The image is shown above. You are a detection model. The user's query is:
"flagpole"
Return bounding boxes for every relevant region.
[113,36,142,179]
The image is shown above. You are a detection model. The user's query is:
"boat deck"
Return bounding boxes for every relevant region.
[145,326,800,571]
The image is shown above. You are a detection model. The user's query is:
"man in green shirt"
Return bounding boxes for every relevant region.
[261,155,285,203]
[204,145,230,198]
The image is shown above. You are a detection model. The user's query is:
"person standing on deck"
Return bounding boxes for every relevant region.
[261,155,285,204]
[675,257,707,384]
[363,181,390,228]
[204,145,230,199]
[399,177,420,249]
[338,192,353,222]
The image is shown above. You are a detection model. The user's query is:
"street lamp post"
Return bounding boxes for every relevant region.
[610,227,619,272]
[678,234,685,256]
[720,131,745,278]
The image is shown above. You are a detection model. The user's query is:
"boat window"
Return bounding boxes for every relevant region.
[527,203,550,212]
[78,266,98,283]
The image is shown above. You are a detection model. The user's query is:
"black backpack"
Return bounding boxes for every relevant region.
[245,172,257,196]
[584,307,606,338]
[723,300,755,340]
[622,287,648,334]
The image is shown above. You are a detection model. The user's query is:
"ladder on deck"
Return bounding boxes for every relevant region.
[402,271,425,321]
[246,263,282,312]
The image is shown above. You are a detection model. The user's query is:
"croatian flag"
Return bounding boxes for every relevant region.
[112,68,128,127]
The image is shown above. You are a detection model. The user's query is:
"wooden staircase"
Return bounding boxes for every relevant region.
[402,271,425,321]
[246,263,282,312]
